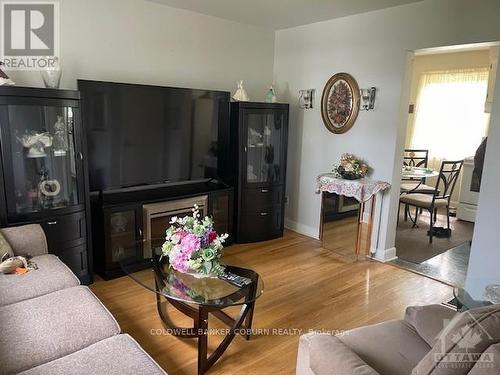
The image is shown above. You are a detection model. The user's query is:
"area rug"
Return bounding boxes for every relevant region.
[395,209,474,264]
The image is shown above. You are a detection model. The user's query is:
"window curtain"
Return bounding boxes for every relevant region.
[409,68,490,162]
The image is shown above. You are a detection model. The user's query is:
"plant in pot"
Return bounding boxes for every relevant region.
[333,153,370,180]
[161,205,228,277]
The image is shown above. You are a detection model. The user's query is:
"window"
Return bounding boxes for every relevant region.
[409,68,490,160]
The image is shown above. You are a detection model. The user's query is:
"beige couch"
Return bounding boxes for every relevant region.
[0,224,166,375]
[297,303,500,375]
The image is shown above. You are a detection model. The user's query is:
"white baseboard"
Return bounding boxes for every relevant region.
[284,219,320,240]
[372,246,397,262]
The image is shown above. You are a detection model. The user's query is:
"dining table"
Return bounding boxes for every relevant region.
[401,166,440,194]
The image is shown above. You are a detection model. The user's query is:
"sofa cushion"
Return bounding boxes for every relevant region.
[0,285,120,374]
[0,254,80,307]
[339,320,431,375]
[405,305,457,346]
[412,304,500,375]
[19,334,166,375]
[306,333,380,374]
[0,231,14,257]
[0,224,48,257]
[400,194,448,208]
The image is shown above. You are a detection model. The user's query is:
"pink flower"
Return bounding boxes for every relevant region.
[177,229,188,239]
[180,234,201,258]
[171,255,189,272]
[169,245,190,273]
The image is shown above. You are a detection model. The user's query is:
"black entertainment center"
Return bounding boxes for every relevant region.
[0,80,289,281]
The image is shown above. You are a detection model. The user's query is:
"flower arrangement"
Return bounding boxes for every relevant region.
[161,205,228,277]
[333,153,370,180]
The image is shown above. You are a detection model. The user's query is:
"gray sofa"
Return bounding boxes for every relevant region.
[0,224,166,375]
[297,303,500,375]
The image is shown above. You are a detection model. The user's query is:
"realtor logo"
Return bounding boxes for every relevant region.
[1,1,59,70]
[434,314,495,370]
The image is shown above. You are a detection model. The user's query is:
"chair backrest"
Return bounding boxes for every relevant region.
[403,149,429,168]
[403,149,429,181]
[433,160,464,203]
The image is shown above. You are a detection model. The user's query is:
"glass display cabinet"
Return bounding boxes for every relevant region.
[244,110,285,186]
[1,105,82,216]
[0,87,90,283]
[227,102,289,243]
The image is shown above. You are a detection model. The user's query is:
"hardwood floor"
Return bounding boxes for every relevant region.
[322,216,370,258]
[91,230,453,375]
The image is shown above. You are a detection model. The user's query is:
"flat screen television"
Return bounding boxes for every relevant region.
[78,80,230,191]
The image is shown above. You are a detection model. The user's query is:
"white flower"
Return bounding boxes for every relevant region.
[171,234,181,244]
[170,216,178,224]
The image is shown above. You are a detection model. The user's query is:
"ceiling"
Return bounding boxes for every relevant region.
[148,0,423,30]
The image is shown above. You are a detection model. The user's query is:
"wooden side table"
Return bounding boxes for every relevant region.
[317,174,391,256]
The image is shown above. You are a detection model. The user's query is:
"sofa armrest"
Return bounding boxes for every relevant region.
[404,304,456,346]
[468,343,500,374]
[297,332,380,375]
[0,224,48,257]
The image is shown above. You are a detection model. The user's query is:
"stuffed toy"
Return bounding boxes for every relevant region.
[0,253,37,274]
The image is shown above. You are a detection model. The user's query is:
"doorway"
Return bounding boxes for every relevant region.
[391,43,499,287]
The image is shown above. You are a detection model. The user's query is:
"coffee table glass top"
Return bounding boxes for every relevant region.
[119,241,264,308]
[453,287,492,311]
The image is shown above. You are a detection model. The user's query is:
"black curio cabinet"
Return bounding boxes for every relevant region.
[222,102,289,243]
[0,87,92,284]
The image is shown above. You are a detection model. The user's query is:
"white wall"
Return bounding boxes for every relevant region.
[7,0,275,100]
[273,0,500,259]
[465,60,500,298]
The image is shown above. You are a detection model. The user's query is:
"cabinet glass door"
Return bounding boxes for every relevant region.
[244,110,285,185]
[107,209,140,264]
[1,104,81,216]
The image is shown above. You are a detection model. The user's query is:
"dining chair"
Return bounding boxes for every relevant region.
[400,149,436,222]
[399,160,464,243]
[400,149,435,194]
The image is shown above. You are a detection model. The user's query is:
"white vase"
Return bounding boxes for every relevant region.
[41,57,62,88]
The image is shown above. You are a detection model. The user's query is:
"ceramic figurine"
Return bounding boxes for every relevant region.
[248,127,263,145]
[17,131,53,158]
[53,116,69,156]
[0,61,15,86]
[232,80,250,102]
[247,165,258,181]
[265,85,277,103]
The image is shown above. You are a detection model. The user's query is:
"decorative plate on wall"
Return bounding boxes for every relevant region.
[321,73,360,134]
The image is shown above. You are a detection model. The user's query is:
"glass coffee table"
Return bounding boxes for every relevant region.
[453,287,492,311]
[120,244,264,375]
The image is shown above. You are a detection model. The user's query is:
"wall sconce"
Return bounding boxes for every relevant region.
[299,89,315,109]
[360,87,376,110]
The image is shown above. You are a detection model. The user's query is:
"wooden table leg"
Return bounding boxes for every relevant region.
[356,201,365,256]
[197,307,209,375]
[366,196,376,256]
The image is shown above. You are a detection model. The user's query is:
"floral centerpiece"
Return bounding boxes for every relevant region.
[333,153,370,180]
[161,205,228,277]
